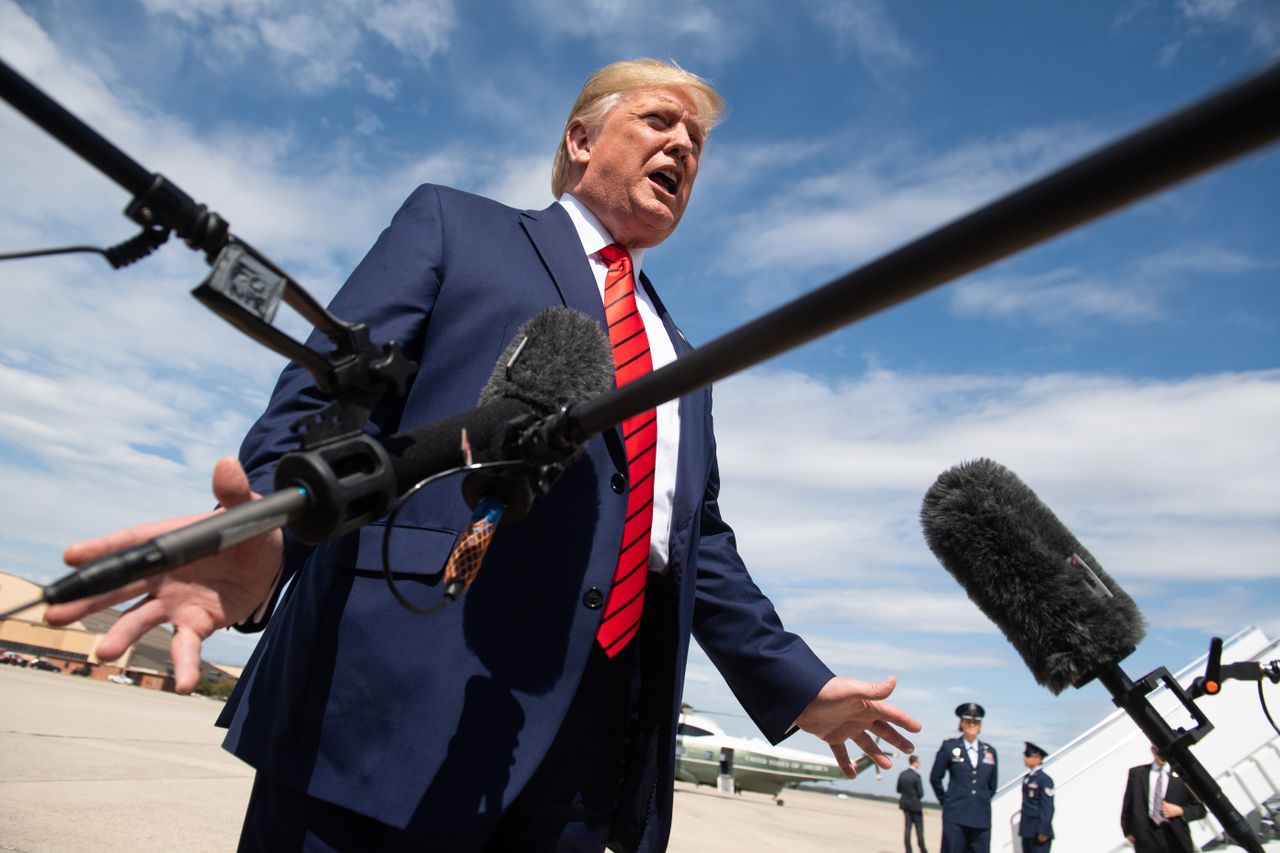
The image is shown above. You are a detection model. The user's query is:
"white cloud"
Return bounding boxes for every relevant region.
[135,0,458,95]
[779,588,1000,635]
[804,636,1011,673]
[809,0,916,74]
[711,367,1280,589]
[1176,0,1280,51]
[517,0,750,63]
[715,124,1104,281]
[949,243,1273,328]
[366,0,457,61]
[951,269,1166,326]
[1138,245,1274,275]
[1146,585,1280,637]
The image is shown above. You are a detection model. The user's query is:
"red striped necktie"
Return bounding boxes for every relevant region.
[595,243,656,657]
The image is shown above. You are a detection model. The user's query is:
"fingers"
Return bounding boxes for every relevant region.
[43,578,153,627]
[827,741,857,779]
[211,456,255,508]
[871,718,917,754]
[857,674,897,700]
[62,512,209,568]
[96,596,170,660]
[170,625,207,695]
[851,731,894,769]
[837,675,923,735]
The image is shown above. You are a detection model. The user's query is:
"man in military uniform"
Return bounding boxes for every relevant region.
[1019,741,1054,852]
[930,702,998,853]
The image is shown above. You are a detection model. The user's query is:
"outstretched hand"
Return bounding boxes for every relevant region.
[794,675,921,778]
[44,457,283,694]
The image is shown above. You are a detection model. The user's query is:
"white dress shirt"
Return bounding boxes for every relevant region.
[1149,762,1170,818]
[558,193,680,574]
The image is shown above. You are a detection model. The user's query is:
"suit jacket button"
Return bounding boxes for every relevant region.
[610,473,626,494]
[583,587,604,609]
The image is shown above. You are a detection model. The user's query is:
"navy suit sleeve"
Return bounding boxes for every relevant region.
[930,741,949,802]
[989,745,999,795]
[233,185,447,627]
[688,414,834,745]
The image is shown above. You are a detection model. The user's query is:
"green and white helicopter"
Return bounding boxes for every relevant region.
[674,705,877,805]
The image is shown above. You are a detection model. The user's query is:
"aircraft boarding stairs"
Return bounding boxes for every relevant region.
[988,626,1280,852]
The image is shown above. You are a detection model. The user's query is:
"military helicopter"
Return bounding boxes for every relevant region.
[674,705,877,805]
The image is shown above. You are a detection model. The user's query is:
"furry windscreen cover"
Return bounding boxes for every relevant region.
[478,306,615,413]
[920,458,1146,694]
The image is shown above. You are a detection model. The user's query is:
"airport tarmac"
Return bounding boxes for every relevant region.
[1,666,940,851]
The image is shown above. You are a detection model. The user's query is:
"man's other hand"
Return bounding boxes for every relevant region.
[794,675,922,778]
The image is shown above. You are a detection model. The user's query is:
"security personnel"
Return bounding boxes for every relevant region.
[1020,741,1054,852]
[930,702,998,853]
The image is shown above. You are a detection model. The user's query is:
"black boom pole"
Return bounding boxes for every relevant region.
[0,57,229,259]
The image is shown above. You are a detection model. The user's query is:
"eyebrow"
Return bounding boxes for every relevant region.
[630,93,708,141]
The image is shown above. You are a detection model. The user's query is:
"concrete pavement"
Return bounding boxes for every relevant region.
[1,666,939,851]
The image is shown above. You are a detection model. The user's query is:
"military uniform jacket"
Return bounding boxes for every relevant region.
[930,736,998,829]
[1020,767,1055,839]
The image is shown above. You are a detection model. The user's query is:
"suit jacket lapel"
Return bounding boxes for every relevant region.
[520,203,607,328]
[520,203,625,466]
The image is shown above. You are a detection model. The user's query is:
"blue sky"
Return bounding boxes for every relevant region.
[1,1,1277,799]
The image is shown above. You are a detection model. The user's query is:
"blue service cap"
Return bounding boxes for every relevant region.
[955,702,985,720]
[1024,741,1048,759]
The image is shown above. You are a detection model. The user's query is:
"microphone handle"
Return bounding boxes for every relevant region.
[42,487,310,606]
[1098,665,1264,852]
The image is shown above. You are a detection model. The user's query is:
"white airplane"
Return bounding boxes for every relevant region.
[674,707,876,804]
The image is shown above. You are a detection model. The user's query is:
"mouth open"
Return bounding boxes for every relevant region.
[649,170,678,195]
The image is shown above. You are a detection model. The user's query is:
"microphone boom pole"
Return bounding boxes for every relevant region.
[1097,665,1263,851]
[552,62,1280,447]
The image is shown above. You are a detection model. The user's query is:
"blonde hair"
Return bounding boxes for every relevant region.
[551,58,726,197]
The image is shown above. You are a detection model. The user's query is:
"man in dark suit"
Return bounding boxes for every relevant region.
[45,59,920,852]
[1121,745,1206,852]
[931,702,998,853]
[1019,742,1054,853]
[898,754,928,853]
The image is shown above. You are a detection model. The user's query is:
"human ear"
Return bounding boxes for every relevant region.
[566,121,592,165]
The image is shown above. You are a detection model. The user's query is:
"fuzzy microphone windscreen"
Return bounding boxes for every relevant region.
[921,458,1146,693]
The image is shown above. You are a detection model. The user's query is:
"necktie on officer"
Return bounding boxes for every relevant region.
[595,243,656,657]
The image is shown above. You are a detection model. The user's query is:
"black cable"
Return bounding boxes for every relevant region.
[0,245,108,262]
[0,225,169,269]
[1259,678,1280,739]
[379,460,523,616]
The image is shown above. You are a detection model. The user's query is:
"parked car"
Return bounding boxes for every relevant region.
[29,659,60,672]
[0,650,28,666]
[107,673,135,685]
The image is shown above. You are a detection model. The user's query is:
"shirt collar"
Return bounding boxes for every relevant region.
[557,193,647,273]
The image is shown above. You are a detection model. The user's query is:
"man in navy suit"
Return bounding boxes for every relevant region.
[898,754,928,853]
[45,59,920,851]
[1019,742,1054,852]
[931,702,998,853]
